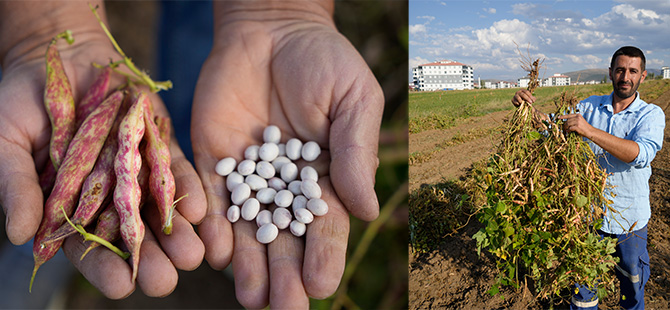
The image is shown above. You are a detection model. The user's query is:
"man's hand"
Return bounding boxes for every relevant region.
[557,113,594,138]
[191,1,384,308]
[512,89,536,107]
[0,1,207,299]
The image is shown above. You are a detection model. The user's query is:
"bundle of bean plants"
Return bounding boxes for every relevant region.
[471,58,619,300]
[30,5,179,290]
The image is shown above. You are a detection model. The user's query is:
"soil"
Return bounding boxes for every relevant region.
[409,88,670,309]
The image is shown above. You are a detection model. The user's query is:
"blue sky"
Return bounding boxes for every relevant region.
[409,0,670,81]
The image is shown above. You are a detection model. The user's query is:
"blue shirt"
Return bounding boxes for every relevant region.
[577,92,665,234]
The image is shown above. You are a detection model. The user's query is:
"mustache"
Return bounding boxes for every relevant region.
[617,81,633,87]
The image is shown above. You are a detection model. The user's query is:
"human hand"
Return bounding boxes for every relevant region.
[191,1,384,308]
[557,113,594,138]
[0,2,206,298]
[512,89,536,107]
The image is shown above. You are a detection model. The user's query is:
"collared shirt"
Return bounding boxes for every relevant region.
[577,91,665,234]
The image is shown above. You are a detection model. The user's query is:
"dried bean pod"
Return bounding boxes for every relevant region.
[113,92,146,283]
[154,115,171,147]
[31,88,123,290]
[140,91,177,235]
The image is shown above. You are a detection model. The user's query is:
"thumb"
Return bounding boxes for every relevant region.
[0,142,44,245]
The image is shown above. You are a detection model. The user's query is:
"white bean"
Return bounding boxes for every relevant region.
[285,138,303,161]
[237,159,256,176]
[273,208,292,229]
[292,195,308,210]
[241,197,260,221]
[244,145,260,161]
[287,180,302,195]
[226,172,244,192]
[215,157,236,176]
[231,183,251,205]
[255,161,276,179]
[274,190,294,208]
[307,198,328,216]
[271,156,291,171]
[280,162,299,183]
[259,143,279,162]
[256,223,279,244]
[227,205,240,223]
[256,187,277,204]
[300,166,318,182]
[301,141,321,162]
[268,177,287,191]
[263,125,281,144]
[290,220,306,237]
[256,209,272,227]
[277,143,286,157]
[300,179,322,199]
[245,174,268,191]
[294,207,314,224]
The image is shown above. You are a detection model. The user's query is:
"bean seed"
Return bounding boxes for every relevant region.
[285,138,302,161]
[215,157,236,176]
[280,162,298,183]
[274,189,294,208]
[231,183,251,205]
[290,220,306,237]
[271,156,291,171]
[292,195,307,210]
[256,209,272,227]
[259,143,279,162]
[227,205,240,223]
[273,208,292,229]
[300,166,318,182]
[263,125,281,144]
[256,223,279,244]
[245,174,268,191]
[288,180,302,195]
[268,177,287,191]
[300,179,322,199]
[237,159,256,176]
[301,141,321,162]
[307,198,328,216]
[241,197,260,221]
[256,187,277,204]
[277,143,286,157]
[244,145,260,161]
[294,207,313,224]
[255,161,275,179]
[226,172,244,192]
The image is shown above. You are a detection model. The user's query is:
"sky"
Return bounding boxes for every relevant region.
[409,0,670,82]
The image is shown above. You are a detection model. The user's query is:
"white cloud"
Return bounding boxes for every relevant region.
[409,56,431,69]
[409,24,427,35]
[565,54,604,68]
[483,7,496,14]
[417,15,436,22]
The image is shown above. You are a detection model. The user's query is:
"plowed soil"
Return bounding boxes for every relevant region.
[409,88,670,309]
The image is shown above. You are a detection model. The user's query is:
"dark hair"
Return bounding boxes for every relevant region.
[610,46,646,72]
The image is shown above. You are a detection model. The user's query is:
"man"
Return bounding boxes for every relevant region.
[512,46,665,310]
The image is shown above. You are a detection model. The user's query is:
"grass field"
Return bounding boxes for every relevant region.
[409,79,670,134]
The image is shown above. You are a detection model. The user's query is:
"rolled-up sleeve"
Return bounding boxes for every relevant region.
[630,105,665,168]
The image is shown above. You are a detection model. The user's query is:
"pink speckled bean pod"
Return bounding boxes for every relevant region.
[80,203,120,260]
[31,88,123,291]
[75,66,112,128]
[113,90,146,283]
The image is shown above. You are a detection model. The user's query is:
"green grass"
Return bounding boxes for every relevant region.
[409,80,670,134]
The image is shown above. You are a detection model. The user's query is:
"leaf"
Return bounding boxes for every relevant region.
[575,194,588,207]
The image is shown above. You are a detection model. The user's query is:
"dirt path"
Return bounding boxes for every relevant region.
[409,89,670,309]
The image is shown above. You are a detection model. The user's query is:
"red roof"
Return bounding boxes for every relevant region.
[420,60,470,67]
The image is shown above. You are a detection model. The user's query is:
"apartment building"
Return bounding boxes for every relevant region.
[412,60,474,91]
[663,66,669,79]
[543,73,571,87]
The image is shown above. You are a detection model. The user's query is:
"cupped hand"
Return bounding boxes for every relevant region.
[191,10,384,309]
[0,32,206,298]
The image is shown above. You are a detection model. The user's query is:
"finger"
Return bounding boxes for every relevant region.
[232,219,270,309]
[135,223,179,297]
[62,234,135,299]
[329,71,384,221]
[143,201,204,271]
[268,225,309,309]
[303,178,349,298]
[0,143,43,245]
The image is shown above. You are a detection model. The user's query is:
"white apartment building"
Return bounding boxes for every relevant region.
[542,73,571,87]
[663,66,670,79]
[412,60,474,91]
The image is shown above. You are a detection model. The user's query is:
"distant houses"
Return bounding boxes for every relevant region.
[663,66,669,79]
[411,60,475,91]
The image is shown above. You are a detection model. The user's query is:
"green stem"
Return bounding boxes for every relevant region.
[60,206,130,260]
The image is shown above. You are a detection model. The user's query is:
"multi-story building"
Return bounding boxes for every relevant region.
[663,66,669,79]
[412,60,474,91]
[543,73,571,87]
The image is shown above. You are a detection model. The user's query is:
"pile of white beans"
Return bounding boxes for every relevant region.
[214,125,328,244]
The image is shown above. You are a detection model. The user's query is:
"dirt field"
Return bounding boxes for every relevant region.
[409,88,670,309]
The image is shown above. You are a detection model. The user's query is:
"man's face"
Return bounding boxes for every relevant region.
[609,55,647,100]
